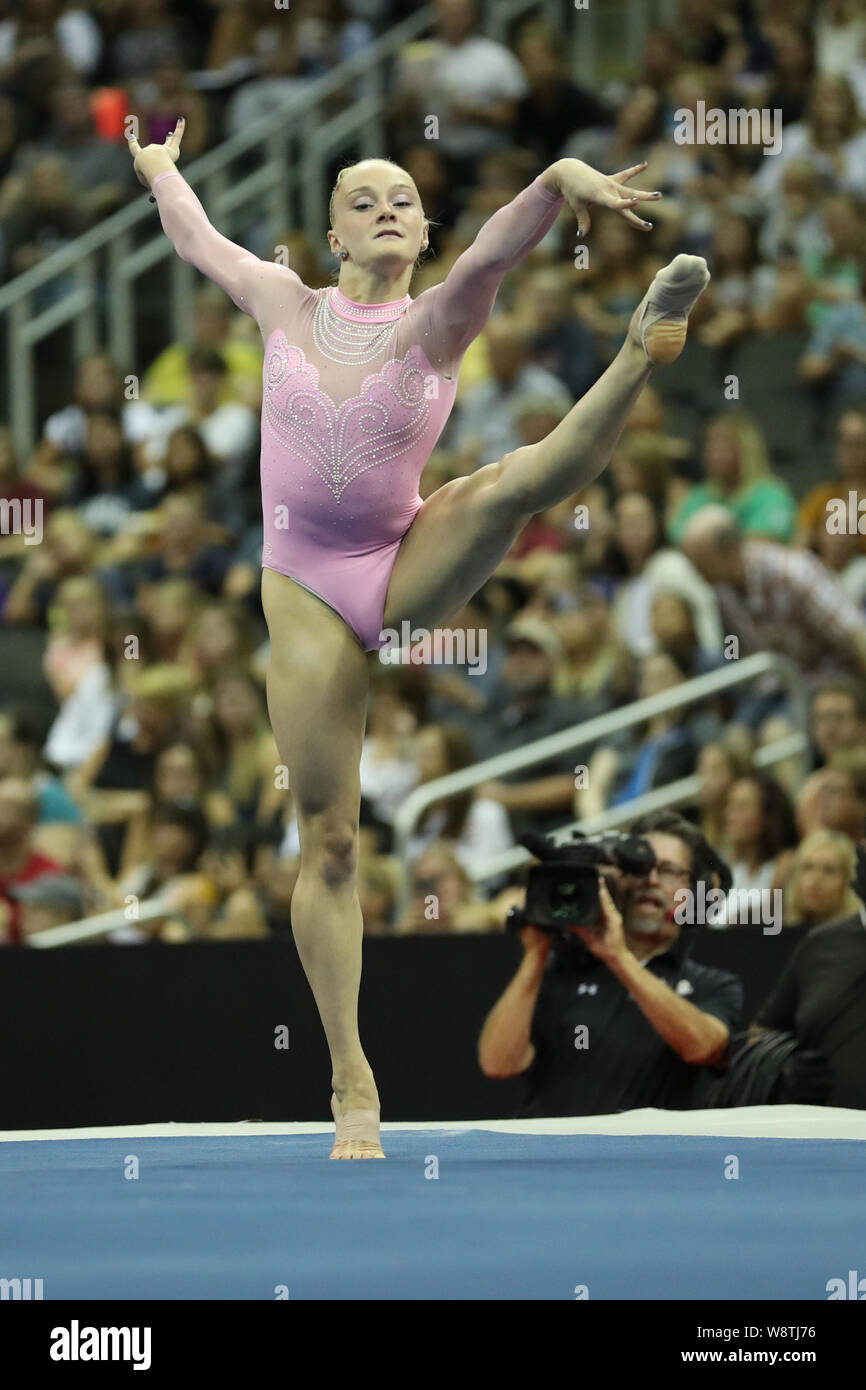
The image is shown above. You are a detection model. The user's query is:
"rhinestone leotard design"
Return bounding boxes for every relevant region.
[263,338,431,504]
[150,168,564,650]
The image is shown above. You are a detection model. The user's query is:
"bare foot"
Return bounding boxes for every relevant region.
[628,254,711,364]
[329,1092,386,1159]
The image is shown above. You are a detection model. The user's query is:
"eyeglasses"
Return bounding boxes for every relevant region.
[653,861,691,882]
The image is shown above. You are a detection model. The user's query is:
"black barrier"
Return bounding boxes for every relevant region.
[0,927,805,1130]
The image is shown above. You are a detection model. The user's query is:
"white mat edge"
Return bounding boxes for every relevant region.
[1,1105,864,1142]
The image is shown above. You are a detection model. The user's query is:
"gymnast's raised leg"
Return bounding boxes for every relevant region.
[383,255,710,636]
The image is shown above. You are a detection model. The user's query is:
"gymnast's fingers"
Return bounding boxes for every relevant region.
[165,117,185,156]
[610,161,649,184]
[618,205,654,232]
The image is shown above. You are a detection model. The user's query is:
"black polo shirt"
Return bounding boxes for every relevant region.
[753,911,866,1110]
[519,933,743,1118]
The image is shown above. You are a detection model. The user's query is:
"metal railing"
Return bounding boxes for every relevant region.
[467,731,805,887]
[28,652,807,947]
[27,898,174,950]
[391,653,808,912]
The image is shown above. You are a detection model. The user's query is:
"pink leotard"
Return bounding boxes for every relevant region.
[150,167,564,651]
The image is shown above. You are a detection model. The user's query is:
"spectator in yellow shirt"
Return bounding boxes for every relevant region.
[798,406,866,555]
[141,285,262,408]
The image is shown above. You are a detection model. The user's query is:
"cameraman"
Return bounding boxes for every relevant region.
[478,811,743,1116]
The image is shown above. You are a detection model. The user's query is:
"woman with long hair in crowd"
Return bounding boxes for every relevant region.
[205,668,283,828]
[693,740,754,855]
[723,771,799,899]
[668,410,797,546]
[396,841,503,936]
[605,490,722,662]
[577,650,712,817]
[406,722,514,881]
[116,740,237,882]
[41,574,116,774]
[127,116,710,1158]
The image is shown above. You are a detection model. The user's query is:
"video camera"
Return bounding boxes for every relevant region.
[505,825,732,934]
[505,829,657,934]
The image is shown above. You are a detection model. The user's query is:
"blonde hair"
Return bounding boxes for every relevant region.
[47,575,109,635]
[127,663,197,703]
[359,854,398,912]
[47,508,94,542]
[413,842,472,894]
[783,828,861,925]
[329,159,425,227]
[706,409,771,489]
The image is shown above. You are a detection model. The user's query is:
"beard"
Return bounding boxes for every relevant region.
[626,902,669,935]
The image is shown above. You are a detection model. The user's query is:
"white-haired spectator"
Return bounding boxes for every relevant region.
[681,507,866,683]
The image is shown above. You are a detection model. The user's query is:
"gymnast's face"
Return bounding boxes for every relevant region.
[328,162,428,270]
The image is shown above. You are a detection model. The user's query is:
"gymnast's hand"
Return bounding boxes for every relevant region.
[126,116,185,190]
[549,157,662,237]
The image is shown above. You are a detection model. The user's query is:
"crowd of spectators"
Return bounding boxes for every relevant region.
[1,0,866,1006]
[0,0,427,279]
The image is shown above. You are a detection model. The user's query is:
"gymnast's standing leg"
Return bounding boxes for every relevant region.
[260,568,386,1158]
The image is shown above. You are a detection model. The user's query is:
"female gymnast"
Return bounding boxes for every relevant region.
[126,118,710,1158]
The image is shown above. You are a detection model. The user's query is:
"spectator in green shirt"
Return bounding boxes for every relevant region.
[667,411,797,546]
[802,194,863,332]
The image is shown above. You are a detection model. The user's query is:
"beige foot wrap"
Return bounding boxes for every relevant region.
[330,1094,386,1159]
[635,254,711,364]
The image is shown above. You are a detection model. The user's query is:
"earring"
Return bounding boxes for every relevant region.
[339,249,349,261]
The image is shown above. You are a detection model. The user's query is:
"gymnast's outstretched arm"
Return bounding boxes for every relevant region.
[417,156,663,369]
[127,117,300,324]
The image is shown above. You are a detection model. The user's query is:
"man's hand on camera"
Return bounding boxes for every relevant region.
[518,922,552,955]
[569,875,629,964]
